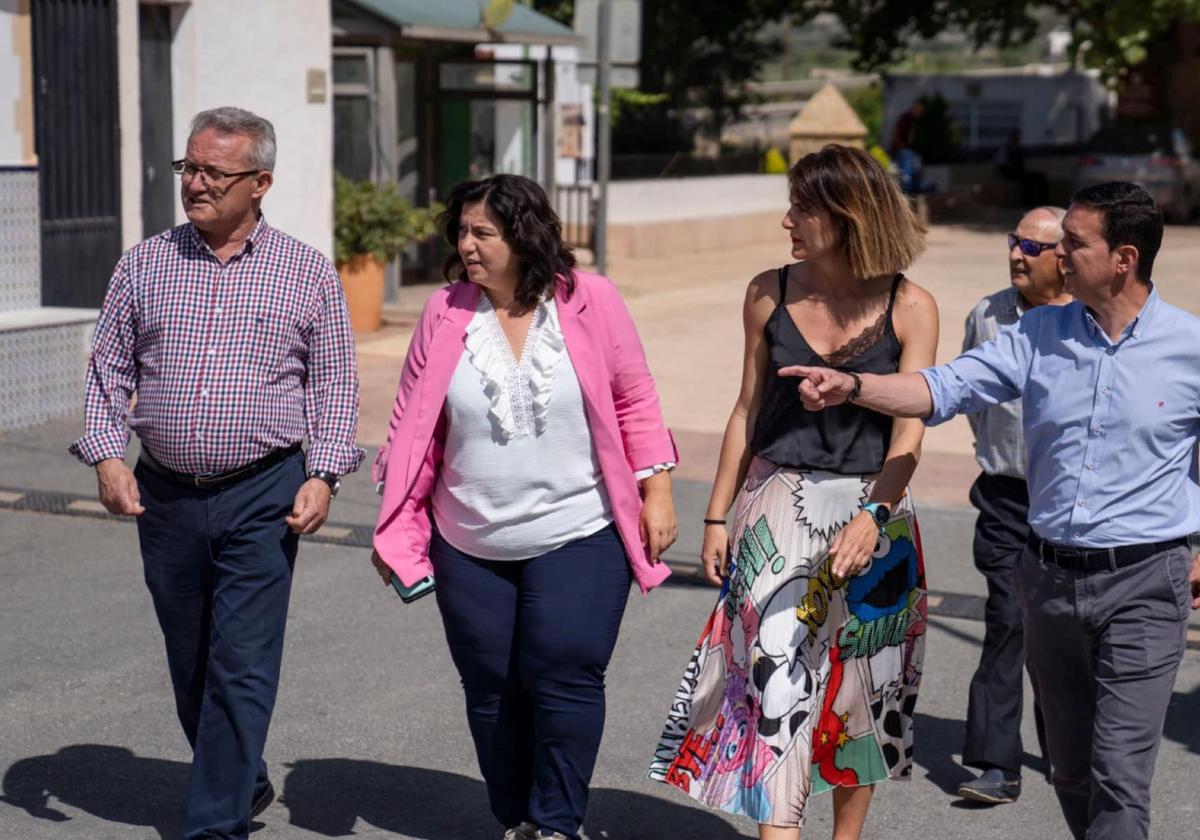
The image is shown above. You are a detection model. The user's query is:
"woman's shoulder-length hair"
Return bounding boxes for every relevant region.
[438,173,577,309]
[789,144,927,279]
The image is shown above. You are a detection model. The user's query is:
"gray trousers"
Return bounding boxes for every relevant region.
[1017,543,1191,840]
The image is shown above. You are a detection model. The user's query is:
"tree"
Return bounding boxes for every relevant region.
[638,0,792,138]
[789,0,1200,83]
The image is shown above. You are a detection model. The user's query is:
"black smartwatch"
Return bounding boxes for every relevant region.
[309,470,341,497]
[863,502,890,526]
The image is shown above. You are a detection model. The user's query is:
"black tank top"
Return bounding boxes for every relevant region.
[751,265,903,474]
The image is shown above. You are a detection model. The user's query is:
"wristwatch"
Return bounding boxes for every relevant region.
[309,470,341,497]
[863,502,890,526]
[846,371,863,403]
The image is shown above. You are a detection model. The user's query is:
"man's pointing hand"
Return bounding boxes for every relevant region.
[778,365,856,410]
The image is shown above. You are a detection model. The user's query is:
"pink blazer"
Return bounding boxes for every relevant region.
[372,271,678,594]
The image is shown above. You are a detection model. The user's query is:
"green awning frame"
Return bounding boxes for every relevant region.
[342,0,584,47]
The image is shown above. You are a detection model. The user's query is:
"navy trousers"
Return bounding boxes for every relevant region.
[963,472,1046,774]
[135,451,303,840]
[431,524,632,840]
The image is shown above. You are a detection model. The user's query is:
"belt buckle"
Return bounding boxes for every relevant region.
[193,473,222,490]
[1050,545,1086,566]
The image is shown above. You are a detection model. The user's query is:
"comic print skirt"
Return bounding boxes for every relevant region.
[648,458,927,827]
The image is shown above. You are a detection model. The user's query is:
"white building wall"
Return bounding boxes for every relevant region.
[171,0,332,256]
[115,0,333,256]
[608,173,788,223]
[117,0,141,248]
[883,69,1111,152]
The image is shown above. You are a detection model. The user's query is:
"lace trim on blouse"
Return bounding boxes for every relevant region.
[462,294,565,439]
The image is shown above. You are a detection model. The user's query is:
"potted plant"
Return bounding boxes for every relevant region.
[333,173,440,333]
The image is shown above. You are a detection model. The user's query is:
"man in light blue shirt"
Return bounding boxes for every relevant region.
[779,182,1200,840]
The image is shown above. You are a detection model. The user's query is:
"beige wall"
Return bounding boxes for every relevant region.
[0,0,36,165]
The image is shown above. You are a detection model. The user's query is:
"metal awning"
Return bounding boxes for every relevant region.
[340,0,584,47]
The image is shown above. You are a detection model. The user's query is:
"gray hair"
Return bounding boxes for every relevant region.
[188,107,277,171]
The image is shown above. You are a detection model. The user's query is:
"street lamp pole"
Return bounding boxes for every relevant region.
[594,0,611,275]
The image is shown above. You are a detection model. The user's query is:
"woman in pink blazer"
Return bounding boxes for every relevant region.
[371,174,678,840]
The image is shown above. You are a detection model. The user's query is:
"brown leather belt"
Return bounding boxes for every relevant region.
[138,443,302,491]
[1027,534,1187,572]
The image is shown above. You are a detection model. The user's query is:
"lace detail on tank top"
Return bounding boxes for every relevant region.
[822,308,889,368]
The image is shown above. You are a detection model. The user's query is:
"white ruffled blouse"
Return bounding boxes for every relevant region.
[465,291,563,440]
[430,293,674,561]
[430,296,599,560]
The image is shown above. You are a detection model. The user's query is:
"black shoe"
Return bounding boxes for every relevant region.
[957,767,1021,804]
[250,780,275,818]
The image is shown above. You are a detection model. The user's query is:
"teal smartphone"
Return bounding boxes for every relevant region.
[391,573,435,604]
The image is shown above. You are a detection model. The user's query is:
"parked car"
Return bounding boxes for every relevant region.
[1074,124,1200,222]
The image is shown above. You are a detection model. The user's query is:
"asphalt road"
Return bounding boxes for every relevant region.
[2,421,1199,840]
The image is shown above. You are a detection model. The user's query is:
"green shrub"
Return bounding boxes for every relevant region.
[844,84,884,150]
[609,89,691,155]
[333,173,441,265]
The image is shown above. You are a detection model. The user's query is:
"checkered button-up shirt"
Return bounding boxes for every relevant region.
[962,286,1026,479]
[70,219,364,477]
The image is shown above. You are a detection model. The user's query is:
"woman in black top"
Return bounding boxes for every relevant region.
[649,145,938,840]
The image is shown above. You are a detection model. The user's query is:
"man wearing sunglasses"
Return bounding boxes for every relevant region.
[778,181,1200,840]
[956,207,1071,806]
[71,107,362,840]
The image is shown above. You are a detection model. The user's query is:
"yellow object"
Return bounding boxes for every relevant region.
[764,146,789,174]
[869,144,893,170]
[483,0,514,29]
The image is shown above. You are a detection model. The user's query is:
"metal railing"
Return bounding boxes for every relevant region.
[555,183,596,252]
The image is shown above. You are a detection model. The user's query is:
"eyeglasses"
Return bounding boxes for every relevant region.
[172,159,260,186]
[1008,233,1059,257]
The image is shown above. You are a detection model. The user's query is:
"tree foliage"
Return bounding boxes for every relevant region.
[786,0,1200,82]
[638,0,791,135]
[530,0,573,25]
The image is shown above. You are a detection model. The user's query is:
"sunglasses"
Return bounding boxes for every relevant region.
[1008,233,1059,257]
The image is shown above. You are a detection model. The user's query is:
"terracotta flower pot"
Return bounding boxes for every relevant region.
[337,254,386,334]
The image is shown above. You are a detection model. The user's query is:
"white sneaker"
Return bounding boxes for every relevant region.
[502,822,538,840]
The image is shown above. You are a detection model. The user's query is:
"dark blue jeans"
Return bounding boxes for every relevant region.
[135,451,303,840]
[431,524,632,840]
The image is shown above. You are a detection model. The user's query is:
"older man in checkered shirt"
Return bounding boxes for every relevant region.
[70,107,362,840]
[955,206,1072,805]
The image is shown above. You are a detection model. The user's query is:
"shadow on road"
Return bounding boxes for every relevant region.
[282,758,748,838]
[1163,681,1200,756]
[913,712,1049,808]
[0,744,187,839]
[913,712,973,797]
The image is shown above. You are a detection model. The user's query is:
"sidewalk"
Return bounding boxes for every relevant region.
[363,222,1200,509]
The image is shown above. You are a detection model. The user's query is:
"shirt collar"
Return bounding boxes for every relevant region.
[1082,282,1157,344]
[1011,287,1028,317]
[188,215,269,260]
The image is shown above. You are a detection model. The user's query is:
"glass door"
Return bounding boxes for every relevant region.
[435,60,538,198]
